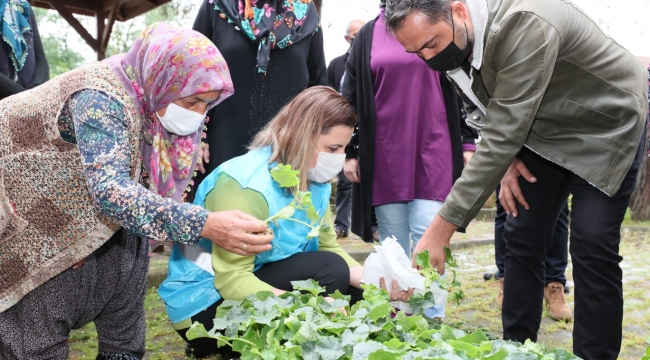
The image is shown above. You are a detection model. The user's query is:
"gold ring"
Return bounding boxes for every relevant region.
[243,243,247,250]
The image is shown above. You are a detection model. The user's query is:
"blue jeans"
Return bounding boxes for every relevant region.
[375,199,443,256]
[375,199,445,318]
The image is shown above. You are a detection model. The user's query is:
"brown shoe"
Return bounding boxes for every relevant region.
[544,282,573,321]
[496,278,504,309]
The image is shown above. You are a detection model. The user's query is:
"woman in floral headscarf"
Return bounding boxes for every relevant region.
[0,23,272,359]
[190,0,327,197]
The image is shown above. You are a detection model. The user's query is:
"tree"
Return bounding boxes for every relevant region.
[32,1,198,75]
[105,1,198,57]
[33,8,85,77]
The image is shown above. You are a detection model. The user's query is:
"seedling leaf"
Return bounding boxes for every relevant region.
[270,164,300,188]
[291,279,325,296]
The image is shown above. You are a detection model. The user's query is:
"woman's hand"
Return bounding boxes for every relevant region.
[197,143,210,174]
[380,277,414,302]
[463,150,475,165]
[201,210,273,256]
[271,288,286,296]
[344,158,361,183]
[72,257,88,269]
[324,296,347,315]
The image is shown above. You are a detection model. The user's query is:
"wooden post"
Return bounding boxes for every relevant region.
[50,2,98,51]
[96,0,105,60]
[101,4,120,55]
[37,0,172,60]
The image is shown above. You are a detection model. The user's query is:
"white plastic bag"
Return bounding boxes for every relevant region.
[361,236,448,316]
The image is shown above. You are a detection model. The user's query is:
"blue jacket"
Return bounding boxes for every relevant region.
[159,147,331,323]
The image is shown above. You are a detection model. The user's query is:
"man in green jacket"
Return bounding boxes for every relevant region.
[384,0,648,358]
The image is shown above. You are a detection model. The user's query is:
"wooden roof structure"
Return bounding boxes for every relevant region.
[32,0,172,60]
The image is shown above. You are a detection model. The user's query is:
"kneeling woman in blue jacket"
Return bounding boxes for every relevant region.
[160,86,379,357]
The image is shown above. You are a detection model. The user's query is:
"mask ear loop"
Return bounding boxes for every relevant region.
[309,147,321,171]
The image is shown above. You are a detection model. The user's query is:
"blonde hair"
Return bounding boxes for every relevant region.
[249,86,357,191]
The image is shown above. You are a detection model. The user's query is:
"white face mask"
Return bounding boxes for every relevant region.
[156,103,206,136]
[307,149,346,183]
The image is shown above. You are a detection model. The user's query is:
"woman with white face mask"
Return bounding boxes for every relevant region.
[0,23,274,359]
[160,86,414,358]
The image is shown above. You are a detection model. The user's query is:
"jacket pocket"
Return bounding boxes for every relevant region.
[560,99,622,130]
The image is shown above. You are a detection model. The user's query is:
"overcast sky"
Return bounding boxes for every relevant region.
[321,0,650,64]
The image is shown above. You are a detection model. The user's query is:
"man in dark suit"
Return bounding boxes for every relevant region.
[328,19,365,238]
[328,19,365,94]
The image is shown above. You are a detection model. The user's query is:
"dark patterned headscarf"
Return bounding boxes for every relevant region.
[0,0,31,72]
[211,0,320,73]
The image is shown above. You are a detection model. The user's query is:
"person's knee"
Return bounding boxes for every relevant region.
[503,215,557,254]
[314,252,351,293]
[319,252,350,277]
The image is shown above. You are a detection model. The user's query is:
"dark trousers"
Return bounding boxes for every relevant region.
[495,185,569,285]
[501,143,643,360]
[176,251,363,358]
[334,170,352,232]
[0,230,148,360]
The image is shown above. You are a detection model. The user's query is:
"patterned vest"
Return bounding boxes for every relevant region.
[0,63,141,313]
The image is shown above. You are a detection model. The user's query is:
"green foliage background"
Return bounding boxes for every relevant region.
[33,1,197,77]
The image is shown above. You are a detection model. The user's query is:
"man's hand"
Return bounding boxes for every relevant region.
[344,158,361,183]
[463,150,475,165]
[379,277,414,302]
[411,215,458,274]
[201,210,273,256]
[499,158,536,217]
[197,143,210,174]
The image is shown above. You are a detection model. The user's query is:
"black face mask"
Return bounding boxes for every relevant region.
[424,13,473,72]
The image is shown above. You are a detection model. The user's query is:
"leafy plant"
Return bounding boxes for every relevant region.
[262,164,333,251]
[410,248,465,315]
[187,279,580,360]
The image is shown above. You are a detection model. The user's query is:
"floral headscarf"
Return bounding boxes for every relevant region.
[211,0,320,73]
[104,22,234,201]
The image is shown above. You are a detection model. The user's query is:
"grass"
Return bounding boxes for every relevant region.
[68,224,650,359]
[442,229,650,359]
[622,207,650,227]
[336,220,496,253]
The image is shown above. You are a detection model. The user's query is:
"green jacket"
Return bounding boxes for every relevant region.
[440,0,648,228]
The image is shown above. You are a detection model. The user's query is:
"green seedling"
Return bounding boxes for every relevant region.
[258,164,334,256]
